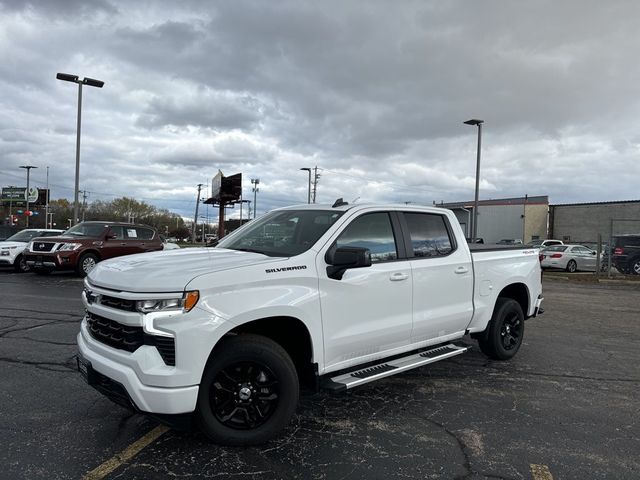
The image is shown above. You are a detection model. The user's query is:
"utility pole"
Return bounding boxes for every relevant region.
[251,178,260,218]
[45,166,50,228]
[192,183,203,243]
[311,166,320,204]
[19,165,37,227]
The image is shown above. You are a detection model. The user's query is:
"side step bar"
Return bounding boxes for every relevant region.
[322,343,468,393]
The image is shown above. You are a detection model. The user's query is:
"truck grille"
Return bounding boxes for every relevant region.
[32,242,55,252]
[99,295,137,312]
[86,313,175,366]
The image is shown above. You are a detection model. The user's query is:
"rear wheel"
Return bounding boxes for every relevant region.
[566,260,577,273]
[478,298,525,360]
[196,334,299,446]
[76,252,99,277]
[630,257,640,275]
[13,254,30,273]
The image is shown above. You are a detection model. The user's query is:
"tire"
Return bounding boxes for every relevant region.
[566,260,577,273]
[13,254,30,273]
[630,257,640,276]
[478,298,525,360]
[76,252,99,277]
[196,334,299,446]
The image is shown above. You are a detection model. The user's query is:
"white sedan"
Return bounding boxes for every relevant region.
[540,244,598,272]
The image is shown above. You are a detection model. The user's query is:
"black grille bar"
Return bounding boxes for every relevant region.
[86,313,175,366]
[100,295,137,312]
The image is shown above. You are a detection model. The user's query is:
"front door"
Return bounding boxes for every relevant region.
[317,211,413,372]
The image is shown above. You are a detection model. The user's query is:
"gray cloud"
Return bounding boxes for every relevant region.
[1,0,639,221]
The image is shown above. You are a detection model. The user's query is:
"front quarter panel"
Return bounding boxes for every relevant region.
[185,250,324,370]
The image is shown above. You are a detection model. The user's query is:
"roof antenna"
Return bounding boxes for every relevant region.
[332,198,349,208]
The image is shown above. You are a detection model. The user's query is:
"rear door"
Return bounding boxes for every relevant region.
[400,211,474,342]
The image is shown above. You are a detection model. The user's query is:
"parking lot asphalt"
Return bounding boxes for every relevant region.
[1,271,639,480]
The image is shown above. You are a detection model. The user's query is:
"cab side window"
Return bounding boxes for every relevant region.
[135,227,154,240]
[404,213,454,258]
[108,226,125,240]
[336,212,397,263]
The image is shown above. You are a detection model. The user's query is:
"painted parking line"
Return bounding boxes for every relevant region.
[530,464,554,480]
[82,425,169,480]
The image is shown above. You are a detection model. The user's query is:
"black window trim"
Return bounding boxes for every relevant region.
[330,210,407,265]
[397,211,458,260]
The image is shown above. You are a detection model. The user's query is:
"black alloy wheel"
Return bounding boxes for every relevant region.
[478,298,525,360]
[499,311,522,351]
[211,361,279,430]
[196,334,299,445]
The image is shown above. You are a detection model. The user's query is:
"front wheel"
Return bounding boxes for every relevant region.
[566,260,577,273]
[76,252,99,277]
[196,334,299,446]
[478,298,525,360]
[13,254,30,273]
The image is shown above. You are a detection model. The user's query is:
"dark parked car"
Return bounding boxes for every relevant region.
[611,234,640,275]
[25,221,164,277]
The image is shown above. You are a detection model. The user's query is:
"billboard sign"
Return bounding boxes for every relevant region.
[207,171,242,204]
[1,187,27,202]
[211,170,223,201]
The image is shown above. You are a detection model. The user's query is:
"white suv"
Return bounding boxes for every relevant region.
[0,229,64,272]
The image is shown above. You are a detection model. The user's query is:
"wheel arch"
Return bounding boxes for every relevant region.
[79,249,102,261]
[497,282,529,317]
[212,316,316,388]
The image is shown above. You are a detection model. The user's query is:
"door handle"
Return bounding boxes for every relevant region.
[120,242,126,246]
[455,266,469,274]
[389,272,409,281]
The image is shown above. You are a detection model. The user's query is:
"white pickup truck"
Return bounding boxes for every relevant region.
[77,202,543,445]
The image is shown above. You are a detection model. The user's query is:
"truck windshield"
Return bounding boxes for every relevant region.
[63,223,107,238]
[218,210,343,257]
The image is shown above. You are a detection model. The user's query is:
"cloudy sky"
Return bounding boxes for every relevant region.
[1,0,639,219]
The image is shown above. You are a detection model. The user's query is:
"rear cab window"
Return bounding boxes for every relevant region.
[402,212,456,258]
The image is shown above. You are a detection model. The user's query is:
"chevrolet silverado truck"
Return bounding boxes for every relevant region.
[77,202,544,445]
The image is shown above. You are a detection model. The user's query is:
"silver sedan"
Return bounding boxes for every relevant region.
[540,244,598,272]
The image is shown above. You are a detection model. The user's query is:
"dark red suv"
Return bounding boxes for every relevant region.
[25,221,163,277]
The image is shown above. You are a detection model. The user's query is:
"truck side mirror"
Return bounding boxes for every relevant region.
[325,246,372,280]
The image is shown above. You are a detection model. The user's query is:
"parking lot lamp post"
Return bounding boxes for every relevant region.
[300,168,311,203]
[56,73,104,226]
[464,119,484,242]
[19,165,37,227]
[251,178,260,218]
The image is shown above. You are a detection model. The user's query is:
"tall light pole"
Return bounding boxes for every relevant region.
[45,166,50,228]
[464,119,484,242]
[19,165,37,227]
[56,73,104,225]
[251,178,260,218]
[300,168,311,204]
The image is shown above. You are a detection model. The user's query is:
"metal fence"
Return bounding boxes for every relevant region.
[596,218,640,277]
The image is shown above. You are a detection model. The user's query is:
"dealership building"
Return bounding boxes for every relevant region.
[440,196,640,244]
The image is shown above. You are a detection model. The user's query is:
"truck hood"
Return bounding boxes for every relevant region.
[87,247,282,293]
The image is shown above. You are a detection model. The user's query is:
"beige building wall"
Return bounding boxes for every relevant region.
[524,204,549,242]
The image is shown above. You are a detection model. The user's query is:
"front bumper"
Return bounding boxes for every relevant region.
[78,328,198,414]
[26,251,78,269]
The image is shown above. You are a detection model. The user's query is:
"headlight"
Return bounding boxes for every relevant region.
[136,290,199,313]
[59,243,82,251]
